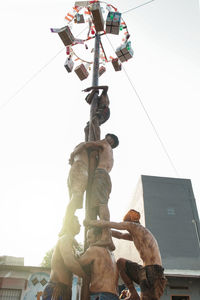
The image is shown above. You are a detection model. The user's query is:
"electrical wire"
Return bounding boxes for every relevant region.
[122,0,156,14]
[106,34,179,176]
[0,26,88,111]
[0,47,65,111]
[122,66,179,176]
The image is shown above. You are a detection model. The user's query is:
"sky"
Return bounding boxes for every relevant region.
[0,0,200,266]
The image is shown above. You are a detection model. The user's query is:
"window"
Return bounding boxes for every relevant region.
[171,296,190,300]
[0,289,21,300]
[167,207,176,215]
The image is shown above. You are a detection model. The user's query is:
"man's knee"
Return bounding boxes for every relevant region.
[117,258,127,271]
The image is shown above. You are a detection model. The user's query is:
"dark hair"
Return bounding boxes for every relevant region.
[106,133,119,148]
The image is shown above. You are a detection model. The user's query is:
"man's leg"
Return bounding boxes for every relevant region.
[140,268,167,300]
[99,204,115,251]
[117,259,140,300]
[66,193,84,219]
[91,116,100,141]
[67,160,88,217]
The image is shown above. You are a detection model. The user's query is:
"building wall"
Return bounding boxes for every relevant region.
[22,272,50,300]
[0,266,50,300]
[0,265,80,300]
[161,276,200,300]
[136,175,200,271]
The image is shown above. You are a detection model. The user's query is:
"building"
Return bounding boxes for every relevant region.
[0,256,81,300]
[0,256,50,300]
[114,175,200,300]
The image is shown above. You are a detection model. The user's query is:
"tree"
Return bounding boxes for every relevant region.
[41,248,54,268]
[40,243,84,268]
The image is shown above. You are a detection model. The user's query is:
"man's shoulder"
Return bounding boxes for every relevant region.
[58,234,74,245]
[125,221,141,232]
[96,139,106,145]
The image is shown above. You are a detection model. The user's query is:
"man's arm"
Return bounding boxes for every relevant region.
[78,247,95,266]
[85,219,132,231]
[85,89,99,104]
[111,230,132,241]
[83,86,108,93]
[71,141,103,157]
[59,236,87,279]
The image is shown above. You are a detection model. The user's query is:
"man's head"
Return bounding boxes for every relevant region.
[87,227,102,246]
[123,209,141,223]
[59,215,81,237]
[105,133,119,149]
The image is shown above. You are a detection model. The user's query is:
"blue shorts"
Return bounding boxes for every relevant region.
[90,292,119,300]
[42,281,72,300]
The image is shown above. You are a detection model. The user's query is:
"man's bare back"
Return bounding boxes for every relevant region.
[50,235,75,286]
[71,136,116,173]
[95,139,113,172]
[78,228,119,299]
[79,246,118,295]
[69,142,88,165]
[122,222,162,266]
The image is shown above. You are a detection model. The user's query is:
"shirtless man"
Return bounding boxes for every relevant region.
[83,86,110,141]
[42,216,88,300]
[85,210,167,300]
[78,227,119,300]
[66,142,101,219]
[69,133,119,250]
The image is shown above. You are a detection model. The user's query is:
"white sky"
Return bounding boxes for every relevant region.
[0,0,200,266]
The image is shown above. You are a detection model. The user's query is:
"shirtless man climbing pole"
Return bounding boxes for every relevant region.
[69,133,119,250]
[85,209,167,300]
[83,86,110,141]
[66,142,99,219]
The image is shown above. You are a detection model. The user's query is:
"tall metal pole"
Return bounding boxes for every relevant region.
[81,33,101,300]
[85,32,100,245]
[92,33,100,87]
[89,33,100,141]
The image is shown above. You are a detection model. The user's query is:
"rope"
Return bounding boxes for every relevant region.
[0,26,88,111]
[122,0,156,14]
[0,48,64,111]
[106,34,179,176]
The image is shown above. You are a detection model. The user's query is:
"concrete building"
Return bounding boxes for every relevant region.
[0,256,81,300]
[0,256,50,300]
[114,175,200,300]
